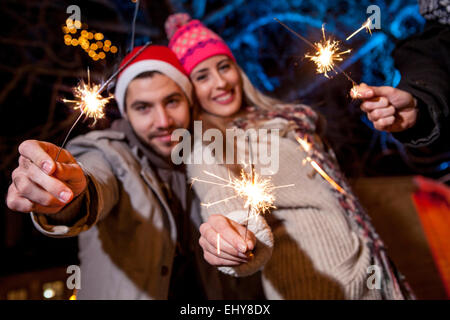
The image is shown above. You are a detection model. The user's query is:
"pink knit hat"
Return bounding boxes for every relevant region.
[165,13,236,75]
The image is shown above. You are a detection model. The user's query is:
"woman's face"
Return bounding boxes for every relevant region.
[190,55,243,117]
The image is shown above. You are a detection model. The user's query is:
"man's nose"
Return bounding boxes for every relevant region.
[155,105,172,128]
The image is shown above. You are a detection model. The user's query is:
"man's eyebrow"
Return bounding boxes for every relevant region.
[130,100,153,108]
[163,92,183,101]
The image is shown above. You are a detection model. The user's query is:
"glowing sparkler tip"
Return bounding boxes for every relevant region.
[305,28,350,78]
[63,75,113,124]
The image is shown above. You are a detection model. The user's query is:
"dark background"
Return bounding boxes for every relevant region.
[0,0,447,290]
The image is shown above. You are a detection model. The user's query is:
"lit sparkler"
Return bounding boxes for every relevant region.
[192,168,292,217]
[296,135,348,196]
[274,18,351,79]
[274,18,361,97]
[55,42,151,161]
[346,18,372,41]
[305,25,351,78]
[62,69,112,125]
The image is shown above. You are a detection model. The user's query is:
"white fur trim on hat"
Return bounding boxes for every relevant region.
[114,60,193,115]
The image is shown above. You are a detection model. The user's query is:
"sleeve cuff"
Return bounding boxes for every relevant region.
[30,183,93,238]
[218,210,274,277]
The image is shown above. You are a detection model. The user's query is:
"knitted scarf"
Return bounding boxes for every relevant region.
[231,103,416,300]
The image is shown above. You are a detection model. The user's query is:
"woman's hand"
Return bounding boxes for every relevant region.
[199,214,255,266]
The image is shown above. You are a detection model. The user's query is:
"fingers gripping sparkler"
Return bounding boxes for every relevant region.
[55,42,151,161]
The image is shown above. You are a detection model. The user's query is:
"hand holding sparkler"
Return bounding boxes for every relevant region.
[6,140,87,214]
[199,214,256,266]
[351,83,418,132]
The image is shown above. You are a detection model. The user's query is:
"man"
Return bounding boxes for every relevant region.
[6,45,259,299]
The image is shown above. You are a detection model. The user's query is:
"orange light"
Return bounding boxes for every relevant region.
[104,40,111,47]
[94,33,104,41]
[71,39,78,46]
[98,52,106,59]
[90,43,98,50]
[110,46,117,53]
[74,20,82,29]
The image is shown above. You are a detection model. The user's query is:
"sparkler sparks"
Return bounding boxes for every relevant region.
[62,72,113,125]
[305,25,351,78]
[296,135,349,196]
[55,42,151,161]
[346,18,372,41]
[274,18,351,79]
[192,168,293,217]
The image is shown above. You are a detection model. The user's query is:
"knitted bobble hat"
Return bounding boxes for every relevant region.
[165,13,235,75]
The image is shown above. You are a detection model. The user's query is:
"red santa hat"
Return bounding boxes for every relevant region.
[114,45,192,116]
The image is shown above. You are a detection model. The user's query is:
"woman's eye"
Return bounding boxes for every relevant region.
[219,64,230,71]
[196,74,207,81]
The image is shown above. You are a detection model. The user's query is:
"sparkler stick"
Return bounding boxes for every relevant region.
[129,0,140,51]
[55,42,151,161]
[346,18,372,41]
[217,233,221,255]
[244,135,255,243]
[296,135,349,196]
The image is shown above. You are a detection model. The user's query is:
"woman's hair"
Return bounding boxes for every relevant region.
[237,65,283,110]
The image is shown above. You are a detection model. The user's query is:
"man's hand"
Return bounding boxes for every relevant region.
[6,140,87,214]
[351,83,419,132]
[199,214,256,267]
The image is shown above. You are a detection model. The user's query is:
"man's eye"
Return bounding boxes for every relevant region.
[135,105,149,111]
[167,99,179,107]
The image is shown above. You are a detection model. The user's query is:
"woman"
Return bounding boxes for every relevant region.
[165,13,414,300]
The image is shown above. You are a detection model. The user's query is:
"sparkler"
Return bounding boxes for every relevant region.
[295,135,349,196]
[346,18,372,41]
[274,18,361,98]
[192,168,289,217]
[55,42,151,161]
[305,25,352,79]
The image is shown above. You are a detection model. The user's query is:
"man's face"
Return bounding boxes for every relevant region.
[125,73,190,158]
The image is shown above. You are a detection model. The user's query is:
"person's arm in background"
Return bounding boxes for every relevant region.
[352,21,450,155]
